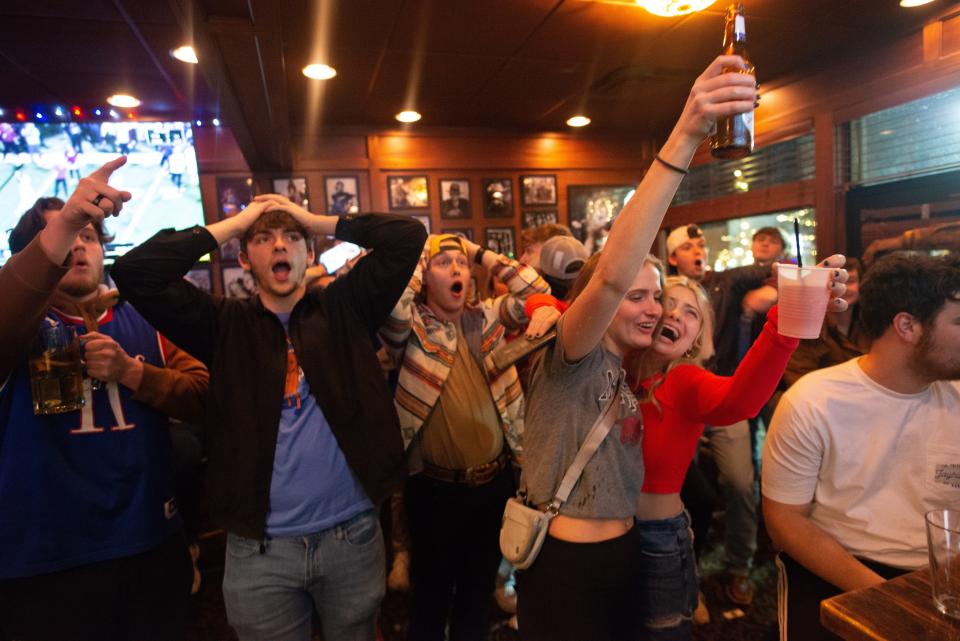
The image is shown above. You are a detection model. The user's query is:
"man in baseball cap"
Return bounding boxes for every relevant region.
[666,223,708,280]
[537,235,589,301]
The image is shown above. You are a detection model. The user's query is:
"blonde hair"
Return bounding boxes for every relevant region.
[625,276,715,405]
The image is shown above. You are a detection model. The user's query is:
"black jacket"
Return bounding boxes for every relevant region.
[702,263,772,377]
[112,214,427,539]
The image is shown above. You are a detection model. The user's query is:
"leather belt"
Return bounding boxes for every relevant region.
[421,450,510,487]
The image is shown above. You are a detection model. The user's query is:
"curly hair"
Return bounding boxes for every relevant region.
[859,252,960,341]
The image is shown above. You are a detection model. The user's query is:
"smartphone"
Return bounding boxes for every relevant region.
[319,242,362,273]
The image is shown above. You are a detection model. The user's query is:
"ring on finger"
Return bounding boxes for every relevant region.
[92,194,105,207]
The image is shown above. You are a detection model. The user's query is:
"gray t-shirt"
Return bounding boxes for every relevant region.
[521,318,645,519]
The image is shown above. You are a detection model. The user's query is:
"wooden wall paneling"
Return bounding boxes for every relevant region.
[664,180,816,229]
[814,112,839,257]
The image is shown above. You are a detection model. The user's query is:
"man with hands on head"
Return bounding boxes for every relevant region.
[112,193,426,641]
[0,158,209,641]
[378,231,550,641]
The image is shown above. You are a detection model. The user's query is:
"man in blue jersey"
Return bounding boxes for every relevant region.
[0,158,209,641]
[112,193,426,641]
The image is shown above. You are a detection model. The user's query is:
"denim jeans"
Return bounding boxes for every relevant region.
[702,419,757,573]
[222,510,385,641]
[635,510,697,641]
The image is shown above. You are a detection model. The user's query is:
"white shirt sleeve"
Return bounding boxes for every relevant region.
[761,393,825,505]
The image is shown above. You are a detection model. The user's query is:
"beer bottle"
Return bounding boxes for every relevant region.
[711,3,755,159]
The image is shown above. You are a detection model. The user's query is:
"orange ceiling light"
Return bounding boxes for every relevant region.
[107,94,141,108]
[302,64,337,80]
[395,110,422,123]
[634,0,717,16]
[170,45,199,64]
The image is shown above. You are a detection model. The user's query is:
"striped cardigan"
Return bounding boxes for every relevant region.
[379,244,550,462]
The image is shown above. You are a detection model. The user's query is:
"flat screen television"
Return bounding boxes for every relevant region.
[0,120,205,266]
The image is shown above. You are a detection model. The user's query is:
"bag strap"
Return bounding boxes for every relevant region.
[545,369,626,514]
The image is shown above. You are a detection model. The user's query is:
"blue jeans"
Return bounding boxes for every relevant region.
[222,510,385,641]
[635,510,697,641]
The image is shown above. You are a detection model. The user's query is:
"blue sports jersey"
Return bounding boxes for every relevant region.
[0,303,181,579]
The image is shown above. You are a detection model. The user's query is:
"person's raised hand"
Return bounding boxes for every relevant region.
[675,55,757,143]
[525,305,561,339]
[818,254,850,312]
[254,193,316,229]
[58,157,132,232]
[229,199,272,236]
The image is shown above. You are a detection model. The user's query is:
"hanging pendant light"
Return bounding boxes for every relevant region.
[635,0,717,17]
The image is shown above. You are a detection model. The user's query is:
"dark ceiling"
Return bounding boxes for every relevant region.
[0,0,949,170]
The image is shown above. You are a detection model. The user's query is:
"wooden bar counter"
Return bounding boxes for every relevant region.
[821,568,960,640]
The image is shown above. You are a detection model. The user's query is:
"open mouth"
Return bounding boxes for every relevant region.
[272,261,292,282]
[694,259,703,268]
[636,321,656,334]
[660,325,679,342]
[450,281,464,296]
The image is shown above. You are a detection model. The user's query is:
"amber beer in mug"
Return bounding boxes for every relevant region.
[29,324,85,415]
[711,3,755,159]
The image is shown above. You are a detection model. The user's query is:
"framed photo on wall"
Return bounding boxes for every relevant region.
[184,265,212,293]
[388,175,429,210]
[441,227,474,241]
[485,227,516,258]
[521,175,558,206]
[222,265,258,300]
[568,185,635,254]
[522,211,559,229]
[482,178,513,218]
[439,179,471,219]
[412,215,432,234]
[216,176,255,263]
[325,176,360,215]
[272,177,310,209]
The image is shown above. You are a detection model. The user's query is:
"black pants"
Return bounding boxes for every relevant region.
[405,465,515,641]
[517,528,643,641]
[0,533,192,641]
[777,552,909,641]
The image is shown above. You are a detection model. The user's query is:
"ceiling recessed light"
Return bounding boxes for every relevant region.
[107,94,141,109]
[396,110,422,123]
[900,0,936,6]
[302,63,337,80]
[566,115,591,128]
[170,45,199,64]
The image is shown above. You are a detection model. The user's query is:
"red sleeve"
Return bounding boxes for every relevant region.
[657,305,799,425]
[525,293,566,319]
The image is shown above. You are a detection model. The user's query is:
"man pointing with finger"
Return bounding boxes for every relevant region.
[0,158,209,641]
[112,194,426,641]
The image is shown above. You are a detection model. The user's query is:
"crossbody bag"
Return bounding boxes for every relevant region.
[499,372,624,569]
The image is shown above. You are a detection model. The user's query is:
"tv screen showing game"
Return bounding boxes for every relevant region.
[0,120,204,265]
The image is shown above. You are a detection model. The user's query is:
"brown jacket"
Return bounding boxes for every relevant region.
[0,237,207,422]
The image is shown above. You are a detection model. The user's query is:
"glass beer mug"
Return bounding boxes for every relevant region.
[29,323,85,415]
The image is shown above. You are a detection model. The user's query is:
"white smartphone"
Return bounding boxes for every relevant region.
[319,242,362,273]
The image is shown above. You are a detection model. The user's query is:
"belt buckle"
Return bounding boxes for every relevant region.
[465,461,494,487]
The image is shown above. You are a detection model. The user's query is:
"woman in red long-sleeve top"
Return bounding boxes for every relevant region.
[627,271,846,640]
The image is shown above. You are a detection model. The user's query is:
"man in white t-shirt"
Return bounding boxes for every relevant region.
[762,252,960,641]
